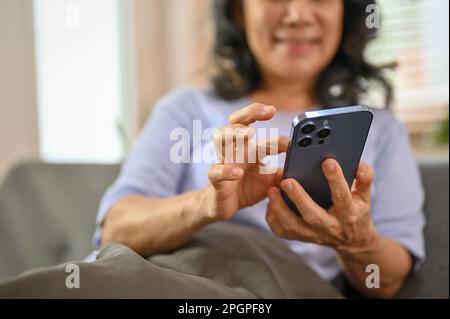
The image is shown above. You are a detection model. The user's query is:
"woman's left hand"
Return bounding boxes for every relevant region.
[266,158,381,255]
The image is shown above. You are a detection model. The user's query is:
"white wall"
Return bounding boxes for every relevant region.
[33,0,125,163]
[0,0,39,182]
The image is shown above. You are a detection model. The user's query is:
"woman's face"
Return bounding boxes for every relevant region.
[241,0,344,84]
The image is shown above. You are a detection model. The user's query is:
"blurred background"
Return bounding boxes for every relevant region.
[0,0,448,182]
[0,1,448,295]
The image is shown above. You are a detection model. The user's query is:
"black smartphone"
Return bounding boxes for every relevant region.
[281,105,373,215]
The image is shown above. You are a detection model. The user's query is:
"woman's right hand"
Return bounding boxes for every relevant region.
[202,103,289,222]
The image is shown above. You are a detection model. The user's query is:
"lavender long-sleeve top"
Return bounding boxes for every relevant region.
[93,88,425,281]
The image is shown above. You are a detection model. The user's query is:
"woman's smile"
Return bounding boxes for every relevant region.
[273,33,321,56]
[242,0,344,84]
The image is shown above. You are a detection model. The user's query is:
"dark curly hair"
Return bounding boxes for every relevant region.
[212,0,392,108]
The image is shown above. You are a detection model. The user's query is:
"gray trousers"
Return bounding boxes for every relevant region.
[0,222,342,298]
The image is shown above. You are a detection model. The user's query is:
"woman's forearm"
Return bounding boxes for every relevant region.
[101,188,214,256]
[337,232,412,298]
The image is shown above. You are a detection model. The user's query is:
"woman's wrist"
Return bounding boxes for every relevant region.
[335,223,384,262]
[182,187,218,229]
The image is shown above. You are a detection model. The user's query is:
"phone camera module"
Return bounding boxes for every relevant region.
[301,123,316,134]
[298,136,313,147]
[317,127,331,139]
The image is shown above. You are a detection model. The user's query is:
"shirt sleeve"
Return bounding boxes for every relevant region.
[92,93,192,248]
[371,115,426,270]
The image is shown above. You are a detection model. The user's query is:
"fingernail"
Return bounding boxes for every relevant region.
[264,105,274,113]
[242,127,253,135]
[325,160,335,172]
[268,189,276,201]
[283,180,294,191]
[360,163,368,175]
[232,168,242,177]
[359,169,368,180]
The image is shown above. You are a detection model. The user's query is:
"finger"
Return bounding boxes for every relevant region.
[229,103,276,126]
[274,167,285,187]
[266,187,317,240]
[253,167,284,188]
[212,125,255,163]
[353,161,374,203]
[222,125,255,143]
[212,125,254,148]
[208,164,243,185]
[280,179,332,227]
[257,135,289,157]
[322,158,353,212]
[254,135,289,167]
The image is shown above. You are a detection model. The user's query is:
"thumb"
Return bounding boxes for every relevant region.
[353,161,374,203]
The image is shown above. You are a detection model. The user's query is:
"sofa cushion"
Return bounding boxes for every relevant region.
[0,162,119,281]
[396,158,449,298]
[0,159,448,298]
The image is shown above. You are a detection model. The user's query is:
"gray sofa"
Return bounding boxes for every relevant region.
[0,159,448,298]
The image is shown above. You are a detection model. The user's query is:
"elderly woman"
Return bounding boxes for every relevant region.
[95,0,425,298]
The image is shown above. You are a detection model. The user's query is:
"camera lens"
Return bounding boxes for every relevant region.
[317,127,331,139]
[301,123,316,134]
[298,136,313,147]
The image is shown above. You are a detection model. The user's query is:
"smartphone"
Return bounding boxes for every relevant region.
[281,105,373,215]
